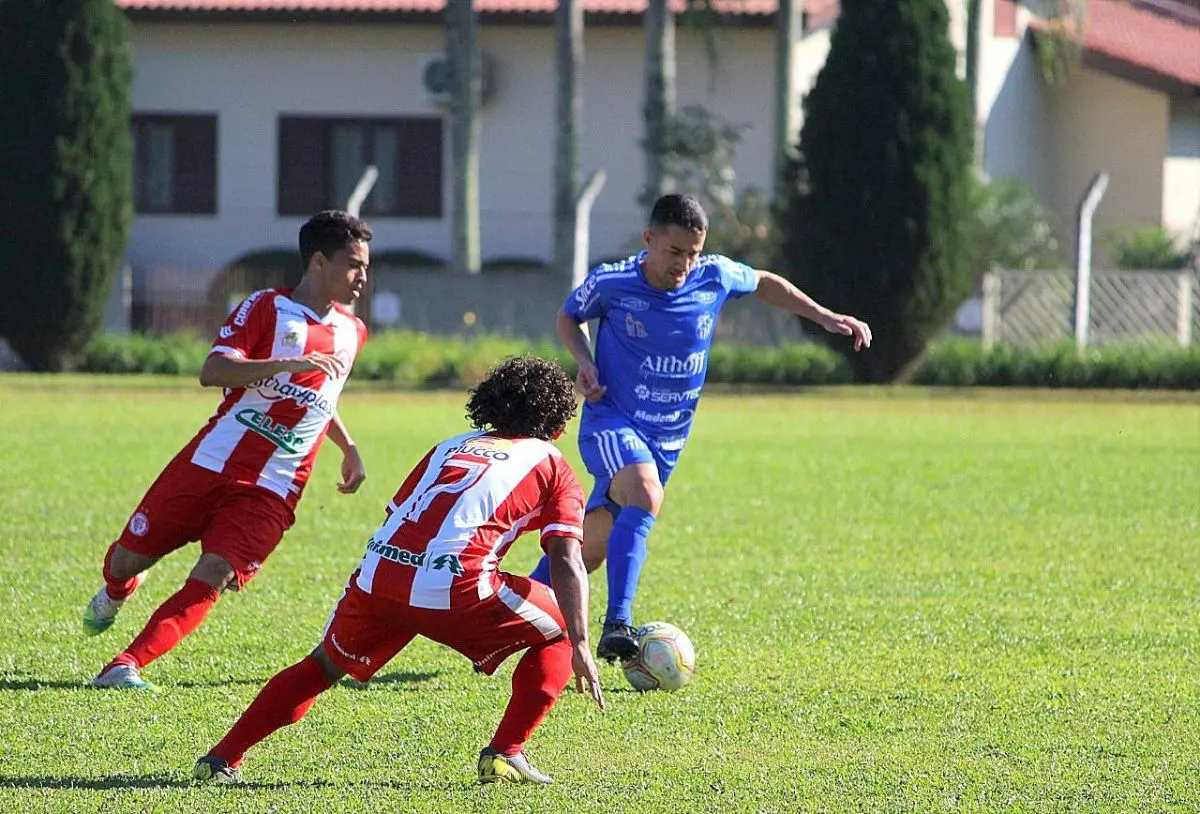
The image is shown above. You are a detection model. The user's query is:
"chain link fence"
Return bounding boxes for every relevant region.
[981,268,1199,348]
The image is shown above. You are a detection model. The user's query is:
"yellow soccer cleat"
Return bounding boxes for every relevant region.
[478,747,553,785]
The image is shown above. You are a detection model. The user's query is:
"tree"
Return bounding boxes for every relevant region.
[641,0,677,207]
[779,0,974,382]
[0,0,133,370]
[553,0,583,281]
[445,0,481,274]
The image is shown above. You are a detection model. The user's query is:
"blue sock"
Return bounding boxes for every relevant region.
[605,507,656,624]
[529,555,552,587]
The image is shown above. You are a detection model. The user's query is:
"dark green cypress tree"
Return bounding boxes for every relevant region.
[0,0,133,371]
[779,0,974,382]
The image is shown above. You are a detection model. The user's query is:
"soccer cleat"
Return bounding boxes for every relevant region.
[477,747,553,785]
[193,755,242,784]
[90,663,155,691]
[82,575,146,636]
[596,620,639,663]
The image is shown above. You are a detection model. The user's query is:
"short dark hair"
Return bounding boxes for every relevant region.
[299,210,373,268]
[648,194,708,233]
[465,356,578,441]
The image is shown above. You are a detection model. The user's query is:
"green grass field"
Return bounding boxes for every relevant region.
[1,376,1198,812]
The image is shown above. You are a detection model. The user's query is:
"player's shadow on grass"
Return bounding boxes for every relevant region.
[341,670,440,691]
[0,773,194,790]
[0,678,88,691]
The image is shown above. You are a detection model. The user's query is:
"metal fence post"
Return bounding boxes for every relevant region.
[982,272,1000,349]
[1074,172,1109,354]
[1178,271,1194,347]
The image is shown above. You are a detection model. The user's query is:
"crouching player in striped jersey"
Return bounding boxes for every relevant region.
[84,210,373,691]
[194,356,605,786]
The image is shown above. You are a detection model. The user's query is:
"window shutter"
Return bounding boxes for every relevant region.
[172,115,217,214]
[278,117,328,216]
[395,118,443,218]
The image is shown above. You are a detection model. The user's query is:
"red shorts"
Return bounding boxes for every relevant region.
[116,451,296,589]
[321,573,566,682]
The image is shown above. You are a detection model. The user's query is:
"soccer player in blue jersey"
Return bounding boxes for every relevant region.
[529,194,872,661]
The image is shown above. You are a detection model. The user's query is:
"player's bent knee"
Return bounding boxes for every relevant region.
[189,554,237,592]
[108,545,157,581]
[582,549,607,573]
[310,645,349,684]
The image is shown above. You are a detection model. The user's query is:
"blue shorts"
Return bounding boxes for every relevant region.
[577,422,683,515]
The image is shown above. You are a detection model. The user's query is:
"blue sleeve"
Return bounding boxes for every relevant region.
[563,266,609,322]
[714,255,759,300]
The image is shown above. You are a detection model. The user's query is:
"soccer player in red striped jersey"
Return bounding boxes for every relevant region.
[84,210,374,691]
[193,356,604,786]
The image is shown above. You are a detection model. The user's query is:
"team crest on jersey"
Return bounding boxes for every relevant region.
[625,312,648,339]
[128,512,149,537]
[696,313,714,339]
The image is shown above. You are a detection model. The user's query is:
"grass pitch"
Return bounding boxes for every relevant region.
[0,376,1197,812]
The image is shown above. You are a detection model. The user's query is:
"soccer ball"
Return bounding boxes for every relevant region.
[621,621,695,692]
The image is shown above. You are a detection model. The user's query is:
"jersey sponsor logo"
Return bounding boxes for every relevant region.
[281,329,301,349]
[634,384,702,404]
[128,512,150,537]
[218,325,234,339]
[574,274,601,311]
[249,376,336,416]
[233,290,264,327]
[619,297,650,312]
[449,443,510,461]
[329,632,372,667]
[366,537,466,576]
[654,436,688,452]
[692,290,719,305]
[625,312,648,338]
[639,352,707,379]
[696,313,714,339]
[634,408,696,432]
[235,408,307,453]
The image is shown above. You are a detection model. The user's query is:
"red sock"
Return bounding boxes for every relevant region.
[102,543,141,602]
[209,655,334,767]
[107,578,220,672]
[490,638,573,756]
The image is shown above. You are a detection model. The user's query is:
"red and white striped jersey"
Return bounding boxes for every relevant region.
[353,431,585,610]
[186,288,367,506]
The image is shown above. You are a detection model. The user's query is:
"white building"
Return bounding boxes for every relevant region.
[114,0,1199,316]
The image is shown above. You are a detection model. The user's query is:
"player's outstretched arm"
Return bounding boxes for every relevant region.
[752,270,873,351]
[556,310,606,401]
[198,351,346,389]
[547,536,605,710]
[327,412,366,494]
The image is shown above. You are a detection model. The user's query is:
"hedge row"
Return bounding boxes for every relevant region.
[77,332,1200,390]
[912,339,1200,390]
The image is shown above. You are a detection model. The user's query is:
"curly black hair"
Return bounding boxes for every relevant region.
[466,356,578,441]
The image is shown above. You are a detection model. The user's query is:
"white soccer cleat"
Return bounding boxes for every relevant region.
[91,663,155,691]
[81,574,146,636]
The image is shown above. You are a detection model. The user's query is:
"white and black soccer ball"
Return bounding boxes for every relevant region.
[621,621,696,692]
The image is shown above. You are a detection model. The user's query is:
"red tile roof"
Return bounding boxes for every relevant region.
[1034,0,1200,89]
[1084,0,1200,88]
[115,0,782,15]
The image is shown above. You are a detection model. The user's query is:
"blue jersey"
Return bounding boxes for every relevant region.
[563,251,758,446]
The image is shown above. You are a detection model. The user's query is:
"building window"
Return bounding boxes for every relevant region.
[277,116,443,218]
[131,114,217,214]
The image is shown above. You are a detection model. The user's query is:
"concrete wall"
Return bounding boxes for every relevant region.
[1047,68,1169,260]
